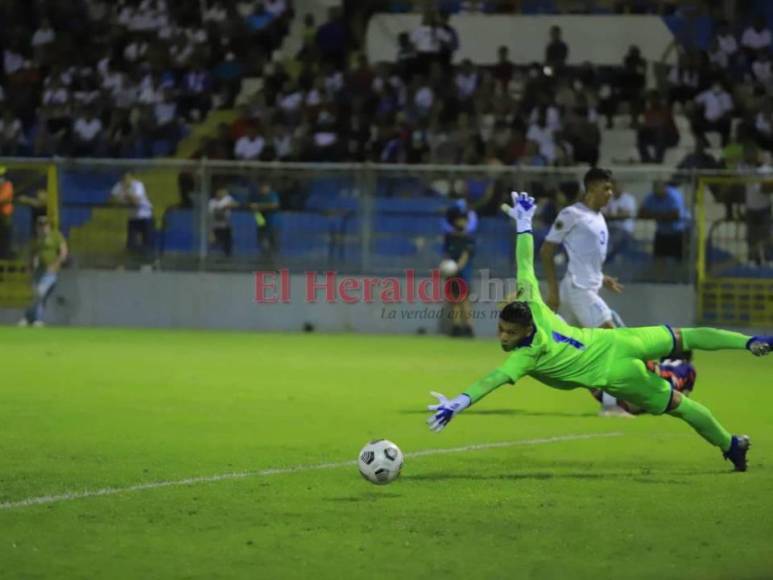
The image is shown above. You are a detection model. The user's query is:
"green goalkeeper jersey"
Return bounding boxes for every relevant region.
[495,233,619,390]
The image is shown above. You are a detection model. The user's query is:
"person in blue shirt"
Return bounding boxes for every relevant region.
[639,180,688,261]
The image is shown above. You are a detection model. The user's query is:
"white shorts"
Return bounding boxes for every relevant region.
[559,276,613,328]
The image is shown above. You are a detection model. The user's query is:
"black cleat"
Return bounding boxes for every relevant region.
[723,435,751,472]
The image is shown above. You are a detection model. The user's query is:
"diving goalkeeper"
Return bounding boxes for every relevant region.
[427,192,772,472]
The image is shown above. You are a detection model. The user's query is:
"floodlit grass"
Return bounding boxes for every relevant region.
[1,327,771,579]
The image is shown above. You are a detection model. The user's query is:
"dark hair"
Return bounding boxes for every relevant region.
[499,301,533,326]
[583,167,612,191]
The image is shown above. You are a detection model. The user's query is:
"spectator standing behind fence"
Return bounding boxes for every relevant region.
[209,187,237,257]
[18,215,67,327]
[603,181,638,263]
[111,171,154,259]
[248,183,280,257]
[639,180,689,265]
[0,166,14,259]
[742,144,773,266]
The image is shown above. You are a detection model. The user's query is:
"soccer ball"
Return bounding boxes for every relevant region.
[438,259,459,277]
[358,439,404,485]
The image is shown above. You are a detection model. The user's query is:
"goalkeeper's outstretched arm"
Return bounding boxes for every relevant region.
[501,192,544,305]
[427,370,513,432]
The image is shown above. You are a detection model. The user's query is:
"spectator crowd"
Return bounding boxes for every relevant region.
[0,0,292,158]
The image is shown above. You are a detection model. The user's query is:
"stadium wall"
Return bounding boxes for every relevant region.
[367,14,676,67]
[0,270,694,335]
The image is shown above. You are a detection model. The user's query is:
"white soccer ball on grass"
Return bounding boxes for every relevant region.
[358,439,404,485]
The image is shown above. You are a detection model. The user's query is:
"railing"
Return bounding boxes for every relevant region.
[0,158,769,286]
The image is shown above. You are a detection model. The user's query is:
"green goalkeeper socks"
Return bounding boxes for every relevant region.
[668,396,732,452]
[680,328,750,351]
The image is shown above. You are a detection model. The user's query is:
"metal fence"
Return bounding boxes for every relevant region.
[1,158,771,287]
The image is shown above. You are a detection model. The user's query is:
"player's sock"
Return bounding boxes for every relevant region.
[680,328,750,351]
[601,392,618,408]
[668,396,732,451]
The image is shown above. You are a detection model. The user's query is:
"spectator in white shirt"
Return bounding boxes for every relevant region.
[666,53,700,105]
[124,40,149,63]
[754,97,773,150]
[72,109,104,156]
[529,103,562,132]
[264,0,287,18]
[741,16,771,55]
[751,50,772,86]
[717,21,738,54]
[41,80,71,139]
[411,76,434,118]
[277,82,304,123]
[305,77,325,109]
[526,110,557,163]
[0,109,25,155]
[3,49,25,76]
[153,89,178,140]
[31,18,56,54]
[204,1,228,25]
[234,125,265,160]
[410,12,451,74]
[603,181,638,263]
[111,172,154,259]
[709,20,738,70]
[271,125,294,160]
[208,187,237,256]
[454,59,478,103]
[692,81,733,147]
[179,67,211,121]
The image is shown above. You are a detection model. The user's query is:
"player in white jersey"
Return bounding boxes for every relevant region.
[540,167,630,416]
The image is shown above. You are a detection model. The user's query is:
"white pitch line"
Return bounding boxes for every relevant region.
[0,432,622,511]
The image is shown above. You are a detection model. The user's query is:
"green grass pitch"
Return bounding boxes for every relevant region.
[1,327,771,579]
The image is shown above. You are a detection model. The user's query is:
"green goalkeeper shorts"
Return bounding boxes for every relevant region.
[602,325,678,414]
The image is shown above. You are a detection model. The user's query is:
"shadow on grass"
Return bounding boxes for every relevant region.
[403,469,733,483]
[326,492,402,502]
[400,408,598,418]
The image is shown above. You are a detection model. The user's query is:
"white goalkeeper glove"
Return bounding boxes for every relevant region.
[427,391,471,432]
[501,191,537,233]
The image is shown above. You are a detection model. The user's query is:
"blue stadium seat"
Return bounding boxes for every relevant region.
[275,212,336,260]
[373,237,418,257]
[59,170,121,204]
[465,179,490,203]
[230,212,259,257]
[162,209,196,252]
[374,196,453,215]
[59,207,93,237]
[306,177,354,199]
[376,177,424,198]
[375,215,441,236]
[476,217,513,237]
[305,193,360,213]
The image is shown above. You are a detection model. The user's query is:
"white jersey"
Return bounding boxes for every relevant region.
[111,179,153,220]
[545,202,608,291]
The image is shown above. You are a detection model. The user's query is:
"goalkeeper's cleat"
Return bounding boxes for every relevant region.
[747,336,772,356]
[723,435,751,472]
